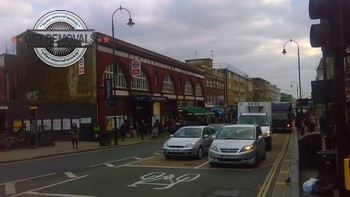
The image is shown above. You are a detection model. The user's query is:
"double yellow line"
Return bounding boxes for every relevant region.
[257,134,291,197]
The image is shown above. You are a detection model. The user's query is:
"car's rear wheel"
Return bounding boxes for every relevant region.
[196,146,203,159]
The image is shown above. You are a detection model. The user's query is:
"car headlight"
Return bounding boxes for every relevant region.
[184,142,195,148]
[210,144,218,151]
[266,130,271,137]
[241,145,254,152]
[163,142,169,148]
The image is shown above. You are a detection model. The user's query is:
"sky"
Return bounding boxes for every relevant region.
[0,0,322,98]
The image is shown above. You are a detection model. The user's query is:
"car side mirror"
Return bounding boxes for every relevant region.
[258,135,264,140]
[203,134,209,138]
[170,134,174,138]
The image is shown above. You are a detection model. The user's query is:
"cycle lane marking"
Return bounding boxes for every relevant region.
[127,172,200,190]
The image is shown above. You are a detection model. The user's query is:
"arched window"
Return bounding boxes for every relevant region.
[103,64,126,89]
[131,70,149,90]
[162,74,175,93]
[195,83,203,96]
[184,80,193,95]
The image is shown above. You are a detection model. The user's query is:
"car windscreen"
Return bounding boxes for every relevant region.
[208,124,223,131]
[239,115,269,126]
[216,127,254,140]
[173,128,201,138]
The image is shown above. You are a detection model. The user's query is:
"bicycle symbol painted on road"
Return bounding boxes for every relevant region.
[128,172,200,190]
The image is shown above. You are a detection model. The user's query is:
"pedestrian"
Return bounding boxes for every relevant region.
[139,120,146,140]
[120,121,127,141]
[152,119,160,139]
[70,123,79,149]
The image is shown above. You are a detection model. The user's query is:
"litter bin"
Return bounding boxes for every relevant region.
[317,150,337,185]
[99,132,115,146]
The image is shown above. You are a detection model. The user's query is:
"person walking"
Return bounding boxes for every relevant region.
[120,121,127,141]
[70,123,79,149]
[152,119,160,139]
[139,120,146,140]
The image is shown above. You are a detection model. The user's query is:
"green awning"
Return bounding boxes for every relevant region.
[180,107,214,115]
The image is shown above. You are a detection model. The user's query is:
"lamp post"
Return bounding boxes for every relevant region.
[112,6,134,145]
[282,39,302,109]
[290,81,298,100]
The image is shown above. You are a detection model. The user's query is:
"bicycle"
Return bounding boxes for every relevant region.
[0,126,28,151]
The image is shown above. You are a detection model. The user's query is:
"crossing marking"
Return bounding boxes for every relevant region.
[64,172,77,178]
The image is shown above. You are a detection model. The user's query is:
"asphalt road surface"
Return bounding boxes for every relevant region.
[0,132,290,197]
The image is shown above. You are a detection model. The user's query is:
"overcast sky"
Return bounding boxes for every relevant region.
[0,0,322,98]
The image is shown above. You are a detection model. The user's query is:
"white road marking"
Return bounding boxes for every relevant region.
[89,156,138,167]
[195,161,209,169]
[64,172,77,178]
[25,191,96,197]
[10,175,89,197]
[0,173,56,185]
[5,183,15,195]
[128,172,200,190]
[105,163,115,168]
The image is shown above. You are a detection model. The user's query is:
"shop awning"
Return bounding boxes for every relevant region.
[180,107,214,115]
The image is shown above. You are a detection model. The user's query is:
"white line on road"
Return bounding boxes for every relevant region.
[89,156,138,167]
[195,161,209,169]
[10,175,89,197]
[105,163,115,168]
[5,183,15,195]
[0,173,57,185]
[64,172,77,178]
[25,191,96,197]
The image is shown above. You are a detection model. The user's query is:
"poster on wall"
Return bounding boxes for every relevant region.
[72,119,80,128]
[53,119,61,131]
[62,119,71,130]
[80,117,91,124]
[43,119,52,130]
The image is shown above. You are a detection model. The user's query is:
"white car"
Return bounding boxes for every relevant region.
[162,126,216,159]
[208,124,266,167]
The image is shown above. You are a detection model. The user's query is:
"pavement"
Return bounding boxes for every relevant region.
[0,131,321,197]
[0,135,158,163]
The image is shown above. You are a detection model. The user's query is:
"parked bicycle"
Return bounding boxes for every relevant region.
[0,126,27,151]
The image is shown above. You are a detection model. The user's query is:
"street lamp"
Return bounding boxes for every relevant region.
[282,39,302,106]
[112,6,135,145]
[290,81,298,100]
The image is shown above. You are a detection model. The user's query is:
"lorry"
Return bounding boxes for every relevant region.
[271,102,293,133]
[237,102,272,151]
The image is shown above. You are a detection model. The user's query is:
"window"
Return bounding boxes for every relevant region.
[162,74,175,93]
[131,70,149,90]
[184,81,193,95]
[103,64,126,88]
[195,83,202,96]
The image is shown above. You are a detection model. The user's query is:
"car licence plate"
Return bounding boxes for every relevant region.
[170,149,181,152]
[222,155,236,158]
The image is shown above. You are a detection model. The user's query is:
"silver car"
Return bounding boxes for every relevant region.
[162,126,216,159]
[208,124,266,167]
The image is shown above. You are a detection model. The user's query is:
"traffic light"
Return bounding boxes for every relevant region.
[309,0,342,49]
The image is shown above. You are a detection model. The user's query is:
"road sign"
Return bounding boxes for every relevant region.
[131,60,141,77]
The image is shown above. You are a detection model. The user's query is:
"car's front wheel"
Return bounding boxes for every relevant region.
[196,146,203,159]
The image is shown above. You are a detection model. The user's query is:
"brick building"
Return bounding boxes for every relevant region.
[2,32,209,140]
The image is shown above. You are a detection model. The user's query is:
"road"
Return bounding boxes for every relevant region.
[0,133,290,197]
